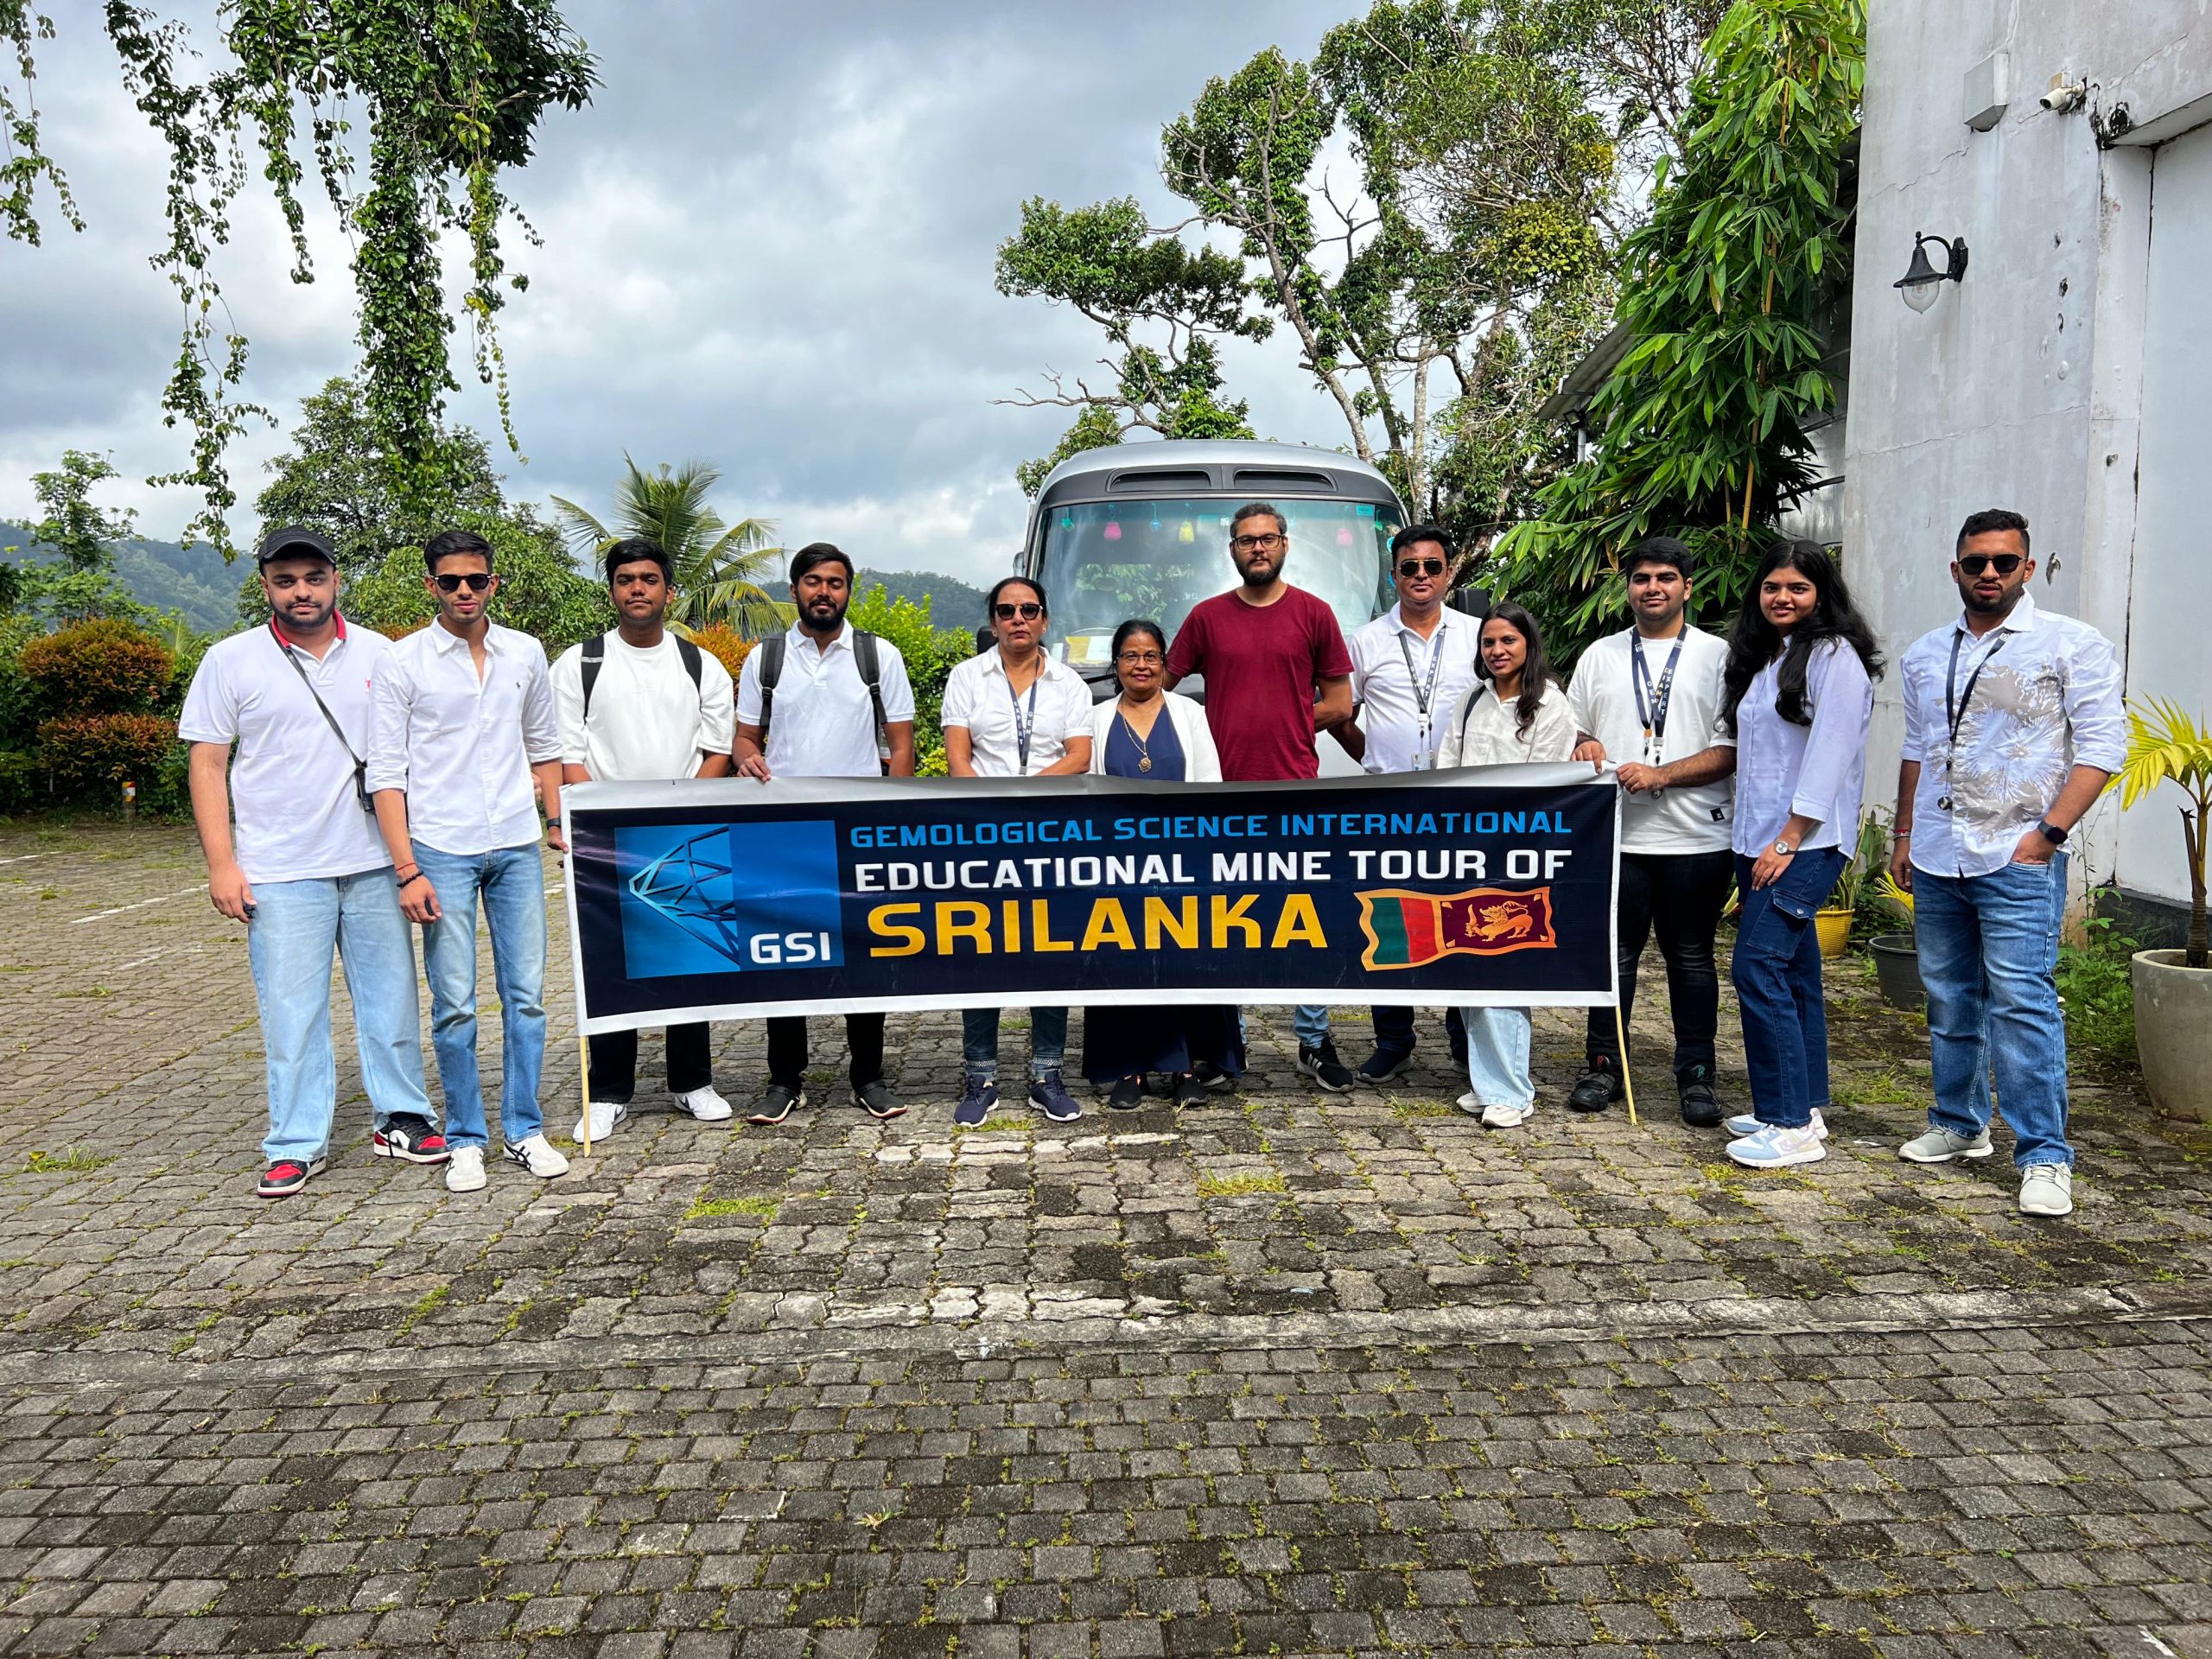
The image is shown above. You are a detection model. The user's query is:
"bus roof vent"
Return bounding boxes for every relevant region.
[1108,467,1214,493]
[1230,467,1338,493]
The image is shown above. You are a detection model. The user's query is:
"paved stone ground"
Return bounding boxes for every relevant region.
[4,821,2210,1657]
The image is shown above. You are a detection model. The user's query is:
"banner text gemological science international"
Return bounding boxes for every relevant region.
[563,766,1620,1033]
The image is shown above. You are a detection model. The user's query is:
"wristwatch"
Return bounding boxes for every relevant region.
[1770,840,1796,858]
[2037,819,2069,845]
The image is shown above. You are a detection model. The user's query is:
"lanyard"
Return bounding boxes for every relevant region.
[1397,626,1446,765]
[1943,629,2006,759]
[1630,632,1684,760]
[1006,668,1041,772]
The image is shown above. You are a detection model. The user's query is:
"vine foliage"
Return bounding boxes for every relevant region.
[1,2,595,554]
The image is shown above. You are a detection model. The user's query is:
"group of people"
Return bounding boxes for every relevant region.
[186,499,2122,1221]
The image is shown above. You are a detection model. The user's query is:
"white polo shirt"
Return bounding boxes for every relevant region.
[735,625,916,779]
[940,649,1092,778]
[553,632,736,782]
[1566,624,1736,855]
[1347,604,1484,773]
[178,617,395,884]
[365,620,561,855]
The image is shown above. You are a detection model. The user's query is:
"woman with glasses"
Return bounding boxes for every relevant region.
[941,576,1096,1128]
[1079,619,1240,1111]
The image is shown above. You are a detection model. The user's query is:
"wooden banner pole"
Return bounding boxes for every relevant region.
[1612,1003,1638,1127]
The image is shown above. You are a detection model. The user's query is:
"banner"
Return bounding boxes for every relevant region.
[563,766,1619,1034]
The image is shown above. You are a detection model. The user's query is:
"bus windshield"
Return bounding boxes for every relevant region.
[1036,498,1405,671]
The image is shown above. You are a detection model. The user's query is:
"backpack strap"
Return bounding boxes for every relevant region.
[755,633,786,744]
[851,629,888,765]
[580,633,607,723]
[677,636,702,693]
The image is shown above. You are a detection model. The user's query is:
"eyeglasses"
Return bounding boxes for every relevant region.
[432,572,493,593]
[1231,533,1285,552]
[1396,558,1447,578]
[1116,651,1164,666]
[993,601,1044,620]
[1956,553,2024,576]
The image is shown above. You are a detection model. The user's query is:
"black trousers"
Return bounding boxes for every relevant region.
[1586,848,1735,1079]
[1370,1005,1467,1057]
[766,1014,886,1090]
[587,1022,713,1104]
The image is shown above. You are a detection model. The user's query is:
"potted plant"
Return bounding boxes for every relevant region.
[1866,872,1924,1010]
[2109,699,2212,1122]
[1815,814,1884,959]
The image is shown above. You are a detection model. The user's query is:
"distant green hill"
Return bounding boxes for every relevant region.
[2,522,240,636]
[855,568,989,626]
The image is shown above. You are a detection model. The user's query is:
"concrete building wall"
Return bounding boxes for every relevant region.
[1846,0,2212,910]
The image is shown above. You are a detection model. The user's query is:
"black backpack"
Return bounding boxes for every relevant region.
[756,629,890,769]
[580,632,702,722]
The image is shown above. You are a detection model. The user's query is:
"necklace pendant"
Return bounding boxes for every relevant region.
[1137,756,1152,773]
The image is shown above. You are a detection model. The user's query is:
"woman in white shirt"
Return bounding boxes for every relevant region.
[940,577,1095,1129]
[1434,602,1578,1127]
[1717,541,1882,1173]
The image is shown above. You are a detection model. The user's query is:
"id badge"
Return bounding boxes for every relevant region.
[1410,748,1431,772]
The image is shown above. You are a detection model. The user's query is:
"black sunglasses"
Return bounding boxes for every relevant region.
[432,572,493,593]
[994,601,1044,620]
[1396,557,1447,578]
[1956,553,2024,576]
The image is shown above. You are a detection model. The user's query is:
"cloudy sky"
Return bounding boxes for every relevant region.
[0,1,1373,588]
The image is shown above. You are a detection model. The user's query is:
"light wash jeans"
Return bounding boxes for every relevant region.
[246,868,433,1165]
[1293,1004,1331,1048]
[416,842,547,1147]
[1914,852,2073,1169]
[1464,1007,1534,1109]
[963,1007,1068,1080]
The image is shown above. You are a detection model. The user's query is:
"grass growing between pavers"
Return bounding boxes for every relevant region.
[687,1194,780,1220]
[1195,1171,1287,1198]
[19,1146,112,1173]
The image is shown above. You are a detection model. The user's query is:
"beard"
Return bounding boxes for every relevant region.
[801,596,849,632]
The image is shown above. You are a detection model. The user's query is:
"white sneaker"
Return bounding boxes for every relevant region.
[444,1145,486,1193]
[2018,1163,2074,1217]
[505,1135,569,1179]
[1480,1100,1536,1128]
[1726,1122,1827,1169]
[1456,1090,1481,1116]
[573,1101,630,1142]
[1898,1124,1993,1163]
[1726,1108,1827,1140]
[675,1085,734,1123]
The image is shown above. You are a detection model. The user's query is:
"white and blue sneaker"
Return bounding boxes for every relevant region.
[1726,1107,1827,1141]
[954,1076,997,1128]
[1726,1122,1827,1169]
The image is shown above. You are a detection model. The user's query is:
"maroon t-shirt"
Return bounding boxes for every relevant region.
[1166,584,1354,781]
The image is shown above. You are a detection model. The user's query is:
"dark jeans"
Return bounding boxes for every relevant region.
[1586,848,1735,1080]
[1731,848,1848,1129]
[766,1014,886,1090]
[1370,1005,1467,1057]
[588,1023,712,1106]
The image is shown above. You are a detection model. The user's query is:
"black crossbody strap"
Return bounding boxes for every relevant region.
[271,626,363,766]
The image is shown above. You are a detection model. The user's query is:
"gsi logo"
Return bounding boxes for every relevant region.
[749,931,833,967]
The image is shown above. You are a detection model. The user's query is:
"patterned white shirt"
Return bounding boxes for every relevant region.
[1898,594,2126,879]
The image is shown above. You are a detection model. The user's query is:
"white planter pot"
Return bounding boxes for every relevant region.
[2132,949,2212,1123]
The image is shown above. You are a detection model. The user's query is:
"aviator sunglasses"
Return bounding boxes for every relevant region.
[432,572,494,593]
[1395,557,1447,578]
[1956,553,2024,576]
[993,601,1045,620]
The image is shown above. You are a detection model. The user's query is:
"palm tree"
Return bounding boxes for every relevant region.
[552,457,788,635]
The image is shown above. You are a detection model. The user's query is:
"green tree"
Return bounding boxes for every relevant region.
[2,2,595,551]
[339,506,612,650]
[552,459,785,635]
[30,450,135,574]
[1494,0,1863,657]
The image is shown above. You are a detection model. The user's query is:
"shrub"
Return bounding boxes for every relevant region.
[848,585,982,774]
[18,618,174,713]
[37,712,178,792]
[689,624,755,684]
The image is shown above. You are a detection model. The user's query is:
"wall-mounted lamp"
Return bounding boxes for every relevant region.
[1895,232,1969,314]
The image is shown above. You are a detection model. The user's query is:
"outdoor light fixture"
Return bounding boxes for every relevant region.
[1896,232,1968,314]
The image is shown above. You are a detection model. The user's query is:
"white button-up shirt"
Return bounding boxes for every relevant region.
[1435,679,1579,768]
[735,625,916,779]
[1730,637,1875,856]
[1347,604,1484,773]
[940,649,1093,778]
[1898,594,2126,879]
[366,620,560,855]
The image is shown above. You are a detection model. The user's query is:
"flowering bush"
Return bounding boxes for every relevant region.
[37,712,178,790]
[687,624,755,684]
[18,619,174,713]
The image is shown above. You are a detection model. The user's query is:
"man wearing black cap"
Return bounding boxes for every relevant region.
[180,527,447,1198]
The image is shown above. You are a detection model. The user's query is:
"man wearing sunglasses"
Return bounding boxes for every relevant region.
[1334,524,1484,1084]
[369,528,569,1193]
[1888,508,2125,1218]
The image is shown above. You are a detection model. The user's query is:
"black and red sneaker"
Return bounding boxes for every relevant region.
[372,1116,450,1165]
[256,1155,328,1198]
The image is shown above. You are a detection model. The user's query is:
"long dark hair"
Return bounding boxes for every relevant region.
[1720,540,1884,734]
[1477,601,1554,740]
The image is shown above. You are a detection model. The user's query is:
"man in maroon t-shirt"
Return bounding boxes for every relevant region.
[1165,501,1357,1090]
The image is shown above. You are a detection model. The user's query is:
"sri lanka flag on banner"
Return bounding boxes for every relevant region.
[1358,887,1556,970]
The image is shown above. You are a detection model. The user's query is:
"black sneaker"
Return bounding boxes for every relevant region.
[1108,1075,1147,1111]
[1192,1060,1236,1093]
[853,1079,907,1121]
[372,1116,450,1165]
[1357,1046,1414,1086]
[747,1083,804,1126]
[1678,1068,1724,1128]
[1297,1040,1356,1093]
[1029,1070,1081,1124]
[955,1076,996,1128]
[1174,1073,1209,1109]
[256,1154,327,1198]
[1567,1062,1623,1114]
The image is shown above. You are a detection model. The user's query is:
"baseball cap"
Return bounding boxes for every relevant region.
[255,525,338,566]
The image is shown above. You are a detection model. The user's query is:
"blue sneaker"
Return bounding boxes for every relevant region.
[1028,1070,1081,1124]
[955,1076,996,1128]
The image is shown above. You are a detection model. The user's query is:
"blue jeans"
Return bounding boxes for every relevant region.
[247,868,433,1165]
[1293,1005,1331,1047]
[416,842,547,1147]
[1731,849,1848,1130]
[1914,854,2073,1169]
[1464,1008,1533,1109]
[963,1007,1068,1079]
